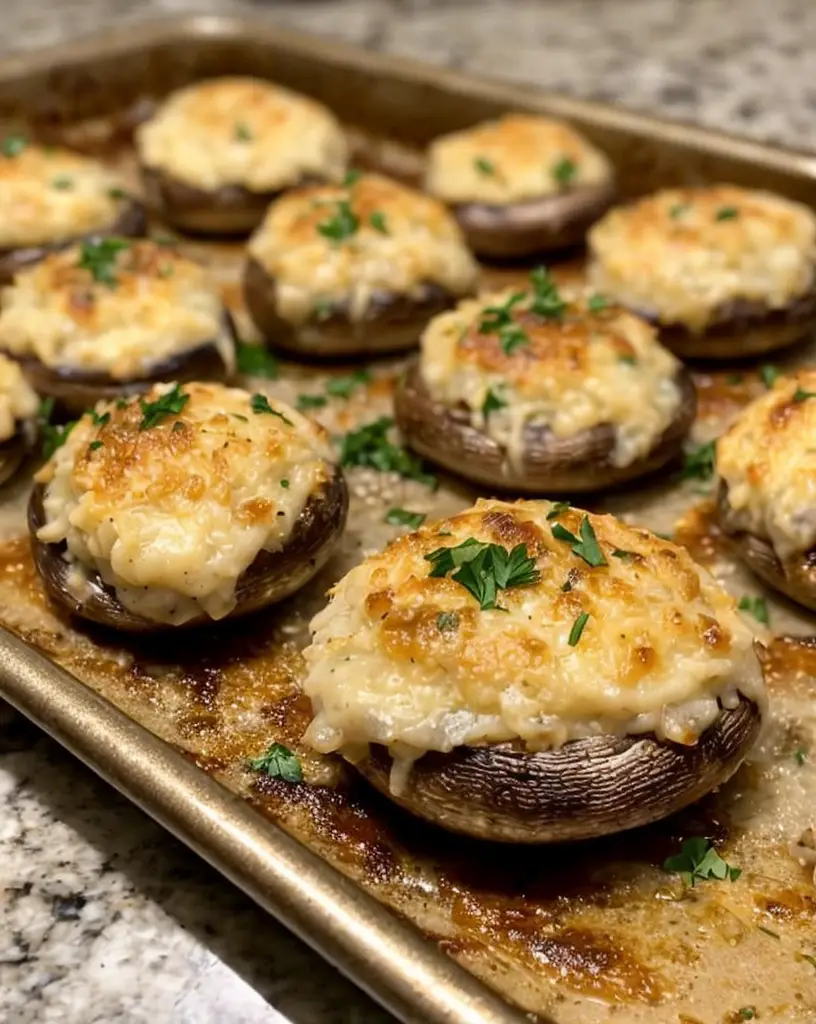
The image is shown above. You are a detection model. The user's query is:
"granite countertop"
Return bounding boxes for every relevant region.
[1,2,815,1022]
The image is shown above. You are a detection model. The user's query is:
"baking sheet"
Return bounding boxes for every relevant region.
[0,15,814,1024]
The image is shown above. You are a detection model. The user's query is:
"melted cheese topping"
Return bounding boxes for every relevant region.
[425,114,613,205]
[248,173,479,324]
[136,77,348,193]
[0,240,234,380]
[420,286,683,467]
[589,186,816,333]
[303,498,764,772]
[717,370,816,559]
[35,382,335,625]
[0,352,38,443]
[0,141,128,249]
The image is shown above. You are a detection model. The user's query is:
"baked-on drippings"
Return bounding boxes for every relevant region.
[589,185,816,333]
[0,352,38,442]
[303,498,763,769]
[247,173,479,324]
[717,370,816,559]
[0,141,128,248]
[0,240,234,380]
[136,77,348,192]
[419,281,683,467]
[35,382,335,625]
[425,114,613,205]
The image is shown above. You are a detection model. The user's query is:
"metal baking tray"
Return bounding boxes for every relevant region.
[0,15,815,1024]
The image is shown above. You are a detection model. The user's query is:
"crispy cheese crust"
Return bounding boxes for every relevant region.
[0,352,38,443]
[248,173,479,324]
[425,113,613,205]
[589,185,816,333]
[35,382,335,625]
[303,498,763,764]
[419,285,683,467]
[717,370,816,559]
[0,240,234,380]
[136,77,348,193]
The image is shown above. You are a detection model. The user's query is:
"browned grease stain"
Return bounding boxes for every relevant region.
[691,370,764,425]
[672,499,730,566]
[760,636,816,699]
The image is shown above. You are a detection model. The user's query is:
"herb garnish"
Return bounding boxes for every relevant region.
[369,211,389,234]
[1,134,27,158]
[326,368,370,400]
[619,354,638,366]
[89,409,110,427]
[680,440,716,481]
[108,186,127,200]
[738,595,769,626]
[52,175,73,190]
[250,393,294,425]
[737,1008,757,1020]
[38,398,76,460]
[552,156,577,186]
[759,364,779,390]
[248,743,303,782]
[77,237,131,287]
[587,294,609,312]
[551,516,607,568]
[385,507,426,528]
[297,394,328,411]
[529,266,566,320]
[425,539,540,610]
[342,169,361,187]
[474,156,495,176]
[715,206,739,221]
[482,388,506,417]
[757,925,780,939]
[663,837,741,886]
[234,121,252,141]
[139,384,189,431]
[478,291,528,354]
[340,417,437,488]
[317,199,359,243]
[281,479,290,488]
[612,548,636,561]
[436,611,459,632]
[546,501,570,520]
[568,611,590,646]
[793,386,816,403]
[236,339,277,380]
[802,954,816,971]
[89,440,103,452]
[669,203,689,219]
[794,746,807,766]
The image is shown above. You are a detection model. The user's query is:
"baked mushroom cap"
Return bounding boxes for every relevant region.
[588,185,816,359]
[29,382,348,631]
[135,77,348,235]
[0,238,236,415]
[0,136,146,283]
[395,274,696,492]
[0,352,39,486]
[302,498,765,842]
[425,113,615,257]
[243,173,479,359]
[716,370,816,609]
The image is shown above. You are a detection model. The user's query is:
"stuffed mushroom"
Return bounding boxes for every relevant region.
[303,498,764,843]
[395,270,695,492]
[717,370,816,610]
[243,172,479,358]
[0,134,145,283]
[29,381,348,631]
[0,352,38,486]
[425,113,615,258]
[0,238,236,415]
[589,185,816,359]
[135,77,348,235]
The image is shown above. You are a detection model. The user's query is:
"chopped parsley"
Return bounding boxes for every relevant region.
[425,539,540,611]
[51,175,73,190]
[317,199,359,243]
[757,925,780,940]
[618,354,638,366]
[139,384,190,431]
[1,133,27,158]
[612,548,636,561]
[681,440,716,481]
[794,746,807,766]
[552,156,577,186]
[587,293,609,312]
[280,479,290,488]
[342,169,361,187]
[474,156,496,176]
[478,291,528,354]
[737,1009,757,1020]
[663,837,741,886]
[77,237,131,288]
[339,417,437,488]
[385,507,426,528]
[482,388,506,417]
[297,393,328,411]
[108,186,127,200]
[669,203,690,219]
[529,266,566,320]
[738,595,769,626]
[436,611,459,632]
[369,211,389,234]
[38,399,76,460]
[715,206,739,221]
[325,368,370,400]
[759,364,780,390]
[250,393,294,425]
[568,611,590,646]
[231,413,248,423]
[546,501,570,520]
[88,440,103,452]
[89,409,110,427]
[248,743,302,782]
[793,386,816,403]
[551,516,607,568]
[234,120,253,141]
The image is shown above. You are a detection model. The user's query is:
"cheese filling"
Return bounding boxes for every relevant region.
[0,352,38,442]
[419,284,684,468]
[247,173,479,325]
[0,240,235,381]
[717,371,816,560]
[136,77,348,193]
[589,185,816,334]
[303,499,764,778]
[0,140,128,249]
[35,383,335,625]
[425,114,613,205]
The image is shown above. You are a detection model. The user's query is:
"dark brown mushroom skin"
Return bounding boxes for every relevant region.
[394,361,696,493]
[0,198,148,286]
[5,311,238,419]
[0,417,37,488]
[243,256,461,359]
[28,466,348,633]
[356,695,761,843]
[449,179,616,259]
[717,481,816,610]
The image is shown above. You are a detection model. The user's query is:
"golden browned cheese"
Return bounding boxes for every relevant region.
[247,173,479,324]
[589,185,816,332]
[717,369,816,558]
[420,284,683,467]
[0,240,233,380]
[0,352,38,442]
[136,77,348,192]
[35,382,335,625]
[303,498,763,765]
[425,113,613,204]
[0,140,127,248]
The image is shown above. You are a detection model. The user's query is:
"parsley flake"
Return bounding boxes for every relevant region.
[89,440,103,452]
[552,156,577,186]
[663,837,741,887]
[529,266,566,320]
[681,440,716,481]
[425,539,540,611]
[297,393,328,411]
[38,398,76,460]
[234,120,252,141]
[326,369,370,400]
[568,611,590,646]
[669,203,690,219]
[759,364,780,390]
[342,169,361,187]
[546,501,570,520]
[248,743,302,782]
[318,199,359,243]
[757,925,780,940]
[1,134,27,158]
[612,548,636,561]
[139,384,189,431]
[715,206,739,221]
[436,611,459,632]
[108,186,127,200]
[89,409,110,427]
[794,746,807,766]
[385,507,426,528]
[737,1008,757,1020]
[587,294,609,312]
[474,156,495,176]
[793,386,816,403]
[51,175,73,190]
[619,354,638,366]
[340,417,436,488]
[551,516,607,568]
[482,388,506,417]
[280,479,290,488]
[250,393,294,425]
[77,237,131,288]
[478,292,529,354]
[236,339,278,379]
[738,595,769,626]
[369,211,389,234]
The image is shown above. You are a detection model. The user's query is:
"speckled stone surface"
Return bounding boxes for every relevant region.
[1,2,815,1022]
